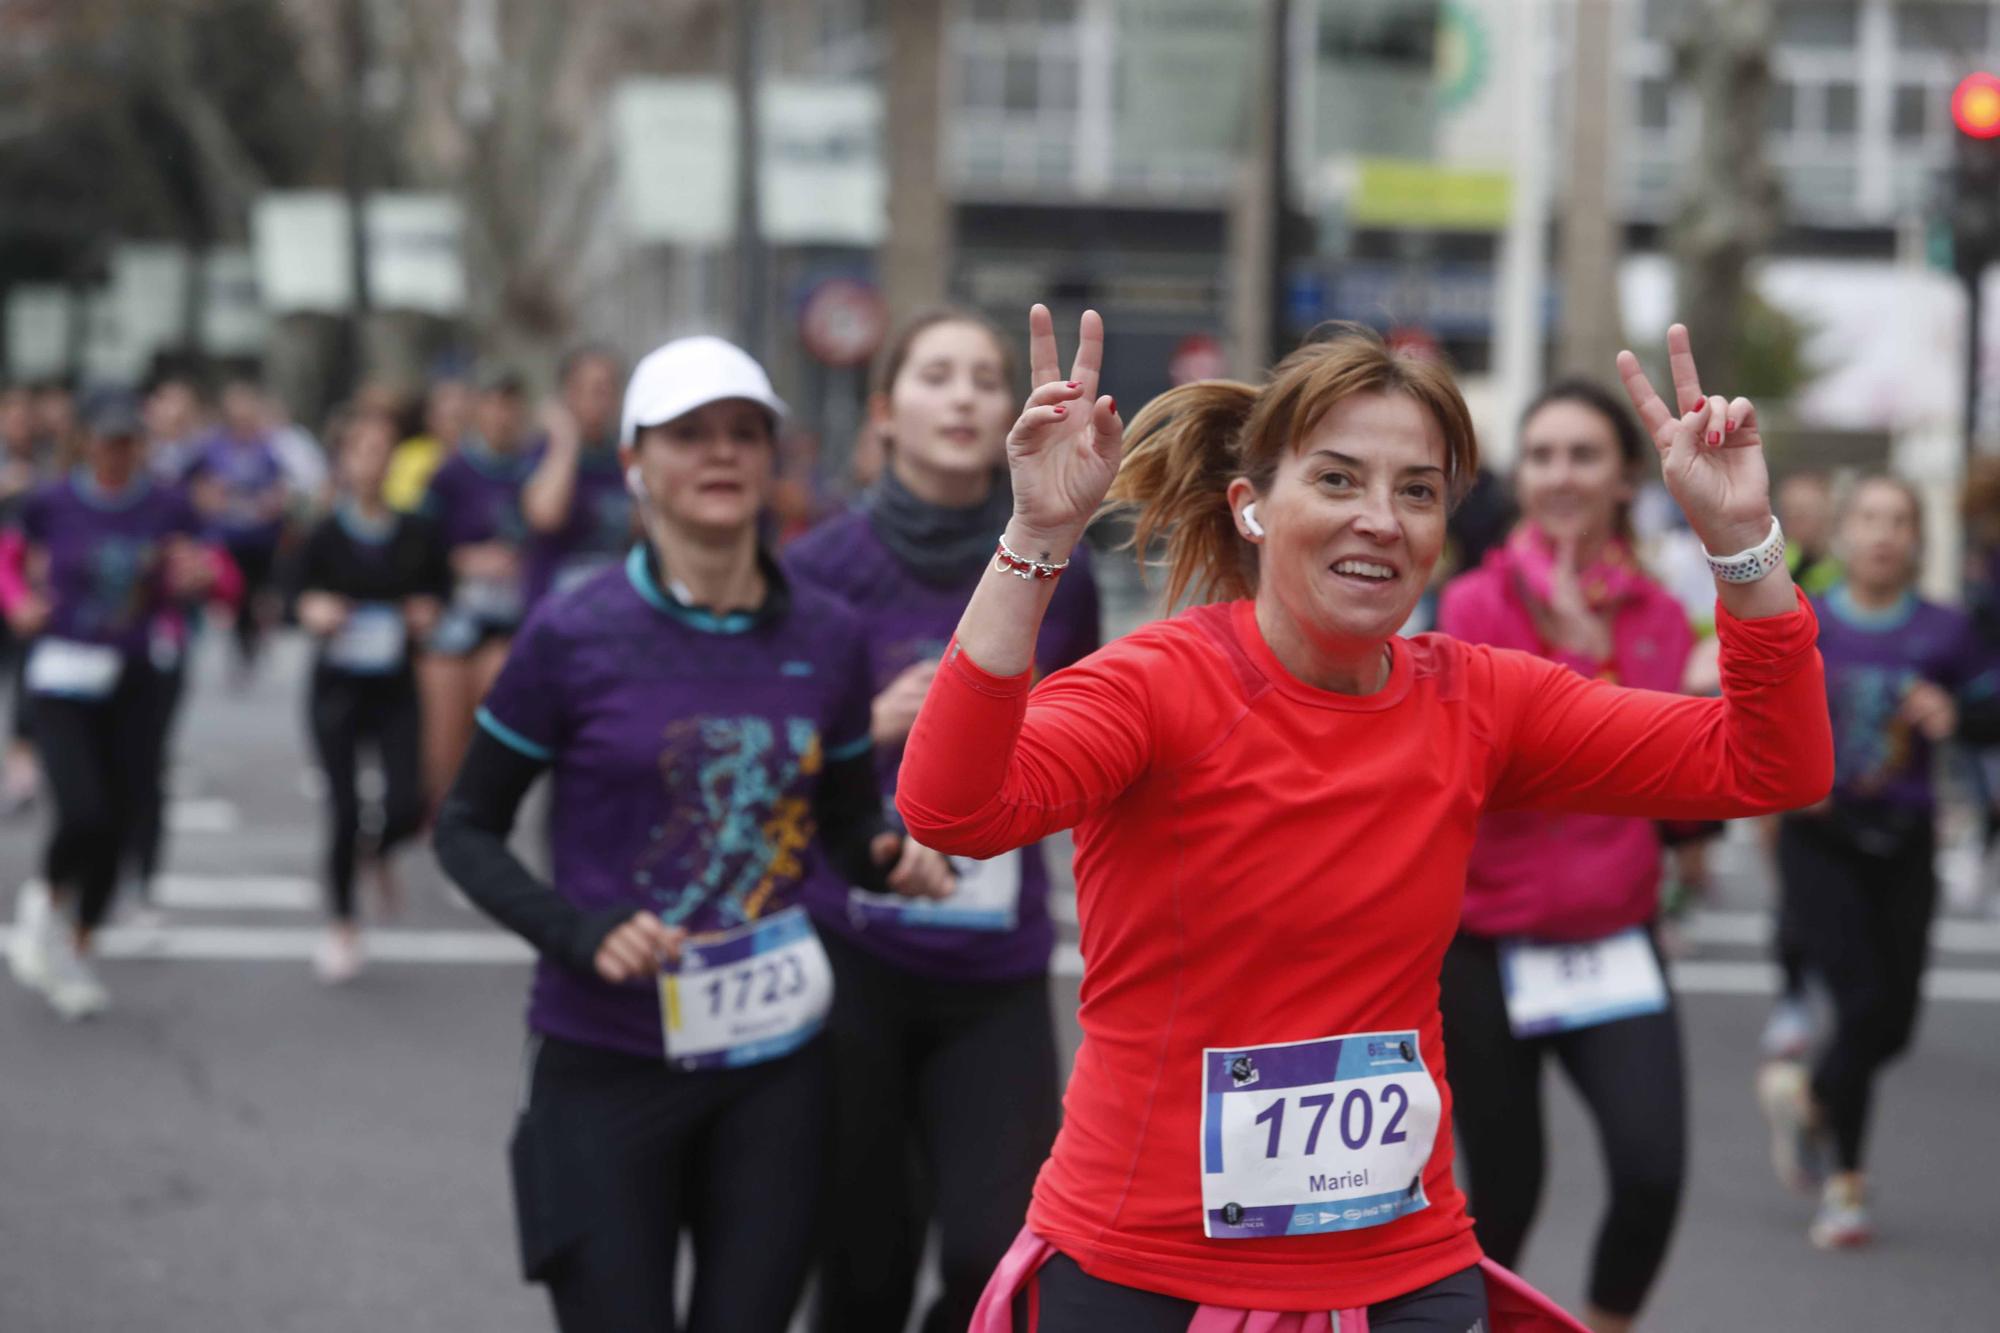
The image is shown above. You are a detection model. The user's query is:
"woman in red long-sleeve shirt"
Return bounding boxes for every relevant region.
[895,309,1831,1332]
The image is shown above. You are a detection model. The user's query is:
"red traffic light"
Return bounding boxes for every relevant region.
[1954,72,2000,140]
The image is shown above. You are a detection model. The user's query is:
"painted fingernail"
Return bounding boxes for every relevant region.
[1706,430,1720,446]
[1067,381,1080,389]
[1108,397,1117,414]
[1053,405,1067,416]
[1724,419,1735,433]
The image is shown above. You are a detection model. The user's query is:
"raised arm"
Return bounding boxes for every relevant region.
[897,305,1139,857]
[521,400,583,534]
[1488,324,1835,816]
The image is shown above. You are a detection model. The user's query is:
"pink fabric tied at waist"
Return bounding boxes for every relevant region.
[970,1228,1592,1333]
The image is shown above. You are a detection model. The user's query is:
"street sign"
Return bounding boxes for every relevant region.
[1169,334,1227,385]
[797,278,889,369]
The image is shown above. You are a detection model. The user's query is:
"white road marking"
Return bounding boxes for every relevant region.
[0,924,531,964]
[1679,909,2000,955]
[151,875,318,911]
[166,799,241,834]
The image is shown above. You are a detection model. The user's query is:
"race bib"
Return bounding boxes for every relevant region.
[551,555,615,598]
[455,576,523,627]
[1500,927,1668,1038]
[1200,1031,1440,1240]
[848,849,1023,932]
[658,907,833,1070]
[324,603,407,674]
[25,638,125,699]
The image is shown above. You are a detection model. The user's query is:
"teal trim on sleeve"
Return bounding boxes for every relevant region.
[825,734,873,763]
[475,705,554,762]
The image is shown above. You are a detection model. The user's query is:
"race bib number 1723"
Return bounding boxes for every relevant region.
[657,907,833,1071]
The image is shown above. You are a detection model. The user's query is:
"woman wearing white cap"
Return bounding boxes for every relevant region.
[434,335,953,1331]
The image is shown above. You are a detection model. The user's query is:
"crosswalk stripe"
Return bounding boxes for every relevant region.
[151,875,318,911]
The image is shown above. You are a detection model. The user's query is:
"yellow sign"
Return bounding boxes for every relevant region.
[1347,158,1512,230]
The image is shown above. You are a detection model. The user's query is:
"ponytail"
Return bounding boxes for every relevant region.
[1103,324,1479,611]
[1107,381,1262,609]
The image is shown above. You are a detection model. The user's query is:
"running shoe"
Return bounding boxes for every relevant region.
[1760,996,1814,1061]
[1756,1059,1828,1195]
[40,934,110,1020]
[314,929,363,986]
[8,880,56,991]
[1809,1177,1874,1250]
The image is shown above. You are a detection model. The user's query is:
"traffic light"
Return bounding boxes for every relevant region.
[1947,73,2000,278]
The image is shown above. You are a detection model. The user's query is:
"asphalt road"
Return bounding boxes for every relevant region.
[4,630,1998,1331]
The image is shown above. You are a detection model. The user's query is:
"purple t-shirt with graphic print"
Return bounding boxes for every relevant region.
[11,473,200,655]
[477,548,875,1059]
[1815,584,2000,810]
[524,447,636,606]
[783,507,1101,982]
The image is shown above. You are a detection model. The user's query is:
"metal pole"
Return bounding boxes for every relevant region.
[732,0,767,363]
[341,0,373,394]
[1966,266,1985,466]
[1491,0,1550,472]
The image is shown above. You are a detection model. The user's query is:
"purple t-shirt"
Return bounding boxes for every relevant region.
[477,545,875,1059]
[524,447,636,606]
[187,431,286,548]
[422,439,541,630]
[11,473,200,656]
[783,507,1102,982]
[1815,584,2000,810]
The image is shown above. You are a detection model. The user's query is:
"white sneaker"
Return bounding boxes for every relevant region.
[314,929,364,986]
[1757,1059,1828,1196]
[1810,1177,1874,1250]
[41,934,110,1020]
[8,881,57,991]
[1760,996,1814,1061]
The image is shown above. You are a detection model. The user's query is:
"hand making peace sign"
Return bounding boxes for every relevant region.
[1616,323,1775,558]
[1003,305,1126,553]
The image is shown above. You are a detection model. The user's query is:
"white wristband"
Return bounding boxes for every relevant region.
[1702,516,1786,584]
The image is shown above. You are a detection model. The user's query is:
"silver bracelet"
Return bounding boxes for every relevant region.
[994,533,1071,582]
[1702,516,1786,584]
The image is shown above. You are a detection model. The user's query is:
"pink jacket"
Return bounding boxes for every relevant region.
[1437,539,1694,941]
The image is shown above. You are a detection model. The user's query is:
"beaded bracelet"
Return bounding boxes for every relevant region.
[1702,516,1787,584]
[994,533,1071,582]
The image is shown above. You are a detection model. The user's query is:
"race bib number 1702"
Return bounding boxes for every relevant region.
[1199,1030,1440,1240]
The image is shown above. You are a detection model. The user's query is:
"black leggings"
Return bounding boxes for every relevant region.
[814,929,1061,1333]
[306,669,426,921]
[513,1033,829,1333]
[123,659,186,889]
[1438,932,1685,1318]
[228,540,278,667]
[33,666,163,931]
[1776,815,1936,1172]
[1019,1252,1488,1332]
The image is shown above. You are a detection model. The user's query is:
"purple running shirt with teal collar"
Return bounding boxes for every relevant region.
[524,444,635,606]
[10,471,201,656]
[1814,583,2000,812]
[476,543,875,1059]
[784,507,1101,982]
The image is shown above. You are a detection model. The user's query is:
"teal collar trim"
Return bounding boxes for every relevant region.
[336,502,396,545]
[71,467,151,512]
[1826,583,1918,632]
[624,542,788,635]
[460,435,531,480]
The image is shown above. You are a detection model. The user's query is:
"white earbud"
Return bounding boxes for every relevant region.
[1241,502,1265,539]
[625,464,646,502]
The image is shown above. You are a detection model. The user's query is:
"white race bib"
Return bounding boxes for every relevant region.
[657,907,833,1070]
[1199,1030,1440,1239]
[455,576,523,626]
[848,848,1023,932]
[25,638,125,699]
[324,603,407,673]
[551,556,615,598]
[1500,927,1669,1038]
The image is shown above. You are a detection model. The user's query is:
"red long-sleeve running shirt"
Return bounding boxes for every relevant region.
[897,593,1831,1311]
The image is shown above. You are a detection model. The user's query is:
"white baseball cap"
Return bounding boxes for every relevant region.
[620,335,789,445]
